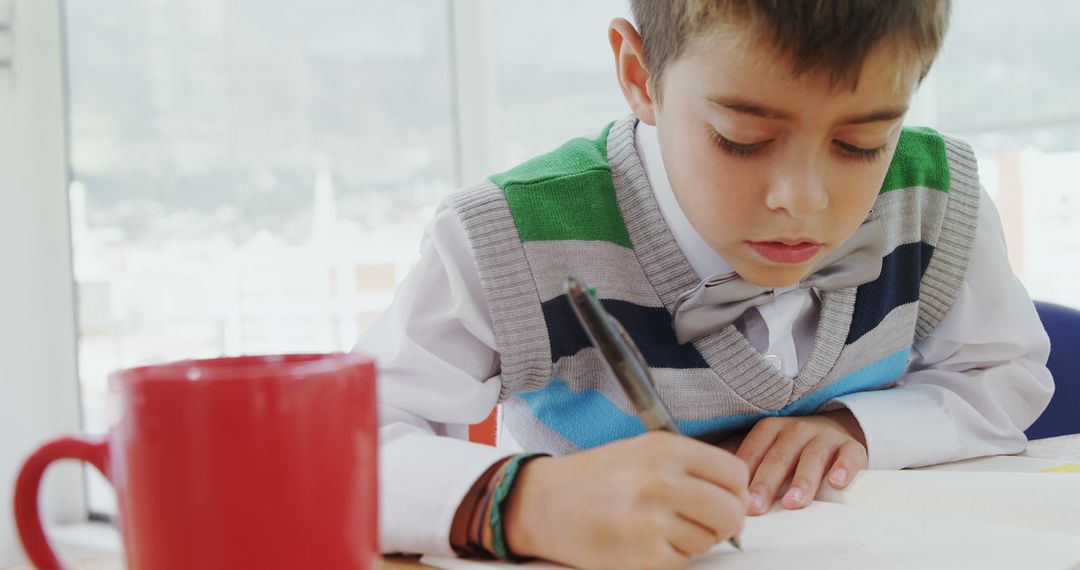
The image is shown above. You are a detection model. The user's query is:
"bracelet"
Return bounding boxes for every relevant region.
[488,452,548,562]
[468,460,506,557]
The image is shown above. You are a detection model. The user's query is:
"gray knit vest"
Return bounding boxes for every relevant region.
[447,115,980,456]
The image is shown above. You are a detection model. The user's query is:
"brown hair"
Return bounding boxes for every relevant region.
[629,0,951,95]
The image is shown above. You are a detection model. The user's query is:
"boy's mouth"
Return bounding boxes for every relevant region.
[745,239,822,264]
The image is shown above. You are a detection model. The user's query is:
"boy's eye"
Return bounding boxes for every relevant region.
[710,129,770,157]
[833,140,887,163]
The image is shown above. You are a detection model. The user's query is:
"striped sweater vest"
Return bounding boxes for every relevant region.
[446,115,981,456]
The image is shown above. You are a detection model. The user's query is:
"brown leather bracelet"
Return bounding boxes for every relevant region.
[450,457,513,556]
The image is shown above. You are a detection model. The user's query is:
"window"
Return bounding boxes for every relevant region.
[489,0,629,169]
[911,0,1080,307]
[65,0,459,515]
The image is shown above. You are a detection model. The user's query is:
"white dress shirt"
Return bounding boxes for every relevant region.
[361,121,1054,556]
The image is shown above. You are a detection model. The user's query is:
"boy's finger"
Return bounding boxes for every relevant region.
[827,440,869,489]
[781,438,837,510]
[746,430,813,515]
[670,476,747,542]
[656,539,693,569]
[679,439,751,499]
[668,515,724,557]
[734,418,783,477]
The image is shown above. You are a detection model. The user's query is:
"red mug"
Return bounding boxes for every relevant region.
[14,353,379,570]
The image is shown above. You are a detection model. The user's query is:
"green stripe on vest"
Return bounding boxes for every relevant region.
[880,127,950,195]
[489,122,632,248]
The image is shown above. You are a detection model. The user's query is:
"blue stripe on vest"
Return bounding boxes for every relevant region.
[518,348,910,450]
[847,242,934,344]
[542,297,709,369]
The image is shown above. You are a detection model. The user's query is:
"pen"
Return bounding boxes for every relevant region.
[563,276,743,552]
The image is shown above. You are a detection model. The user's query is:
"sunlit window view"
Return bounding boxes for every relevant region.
[490,1,630,167]
[929,0,1080,305]
[65,0,459,515]
[64,0,1078,517]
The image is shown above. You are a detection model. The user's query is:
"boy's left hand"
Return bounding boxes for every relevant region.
[730,410,867,515]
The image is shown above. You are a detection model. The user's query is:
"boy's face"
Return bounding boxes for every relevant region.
[644,26,922,288]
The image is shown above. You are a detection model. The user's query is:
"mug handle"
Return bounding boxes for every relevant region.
[14,437,110,570]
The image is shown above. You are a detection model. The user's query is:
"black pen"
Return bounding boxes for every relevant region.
[563,276,743,552]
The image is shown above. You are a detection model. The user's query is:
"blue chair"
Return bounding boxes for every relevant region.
[1025,301,1080,440]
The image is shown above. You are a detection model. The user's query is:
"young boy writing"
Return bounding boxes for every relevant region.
[361,1,1054,568]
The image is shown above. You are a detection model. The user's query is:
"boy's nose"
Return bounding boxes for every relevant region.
[765,165,829,218]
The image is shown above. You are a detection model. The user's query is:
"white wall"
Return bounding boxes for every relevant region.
[0,0,86,565]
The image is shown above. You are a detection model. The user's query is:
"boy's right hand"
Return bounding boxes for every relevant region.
[503,431,749,570]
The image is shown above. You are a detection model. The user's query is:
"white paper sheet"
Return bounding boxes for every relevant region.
[916,455,1077,473]
[816,470,1080,534]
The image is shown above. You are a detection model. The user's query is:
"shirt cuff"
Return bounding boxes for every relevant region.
[825,386,962,470]
[379,424,516,556]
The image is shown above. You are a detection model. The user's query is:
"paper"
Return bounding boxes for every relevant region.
[917,454,1078,473]
[816,470,1080,534]
[422,502,1080,570]
[424,464,1080,569]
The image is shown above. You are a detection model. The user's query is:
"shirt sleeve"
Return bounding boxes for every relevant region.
[826,186,1055,470]
[355,205,515,556]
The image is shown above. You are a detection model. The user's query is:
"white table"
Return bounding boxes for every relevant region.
[7,434,1080,570]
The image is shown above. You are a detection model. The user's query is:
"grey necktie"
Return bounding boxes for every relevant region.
[671,218,886,344]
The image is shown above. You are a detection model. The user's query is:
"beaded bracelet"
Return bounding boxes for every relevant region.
[488,452,548,562]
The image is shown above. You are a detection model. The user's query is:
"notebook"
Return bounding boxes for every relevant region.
[421,458,1080,570]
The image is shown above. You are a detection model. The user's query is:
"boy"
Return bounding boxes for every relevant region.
[361,1,1053,569]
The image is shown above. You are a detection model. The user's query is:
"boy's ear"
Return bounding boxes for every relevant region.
[609,18,657,125]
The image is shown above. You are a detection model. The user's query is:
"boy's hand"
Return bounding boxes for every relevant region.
[503,431,748,570]
[734,410,867,515]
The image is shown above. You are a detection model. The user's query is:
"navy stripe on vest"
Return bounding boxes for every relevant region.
[542,297,710,369]
[847,241,935,344]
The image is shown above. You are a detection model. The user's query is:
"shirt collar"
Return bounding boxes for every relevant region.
[633,120,734,279]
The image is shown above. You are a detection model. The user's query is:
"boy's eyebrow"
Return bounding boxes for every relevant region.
[708,96,793,120]
[836,106,910,125]
[707,96,908,125]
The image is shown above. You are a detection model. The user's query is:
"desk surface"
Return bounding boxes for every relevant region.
[7,433,1079,570]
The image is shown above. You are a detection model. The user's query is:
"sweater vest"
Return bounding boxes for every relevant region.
[447,115,981,455]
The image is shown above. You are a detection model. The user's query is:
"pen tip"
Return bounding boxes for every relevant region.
[729,536,742,551]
